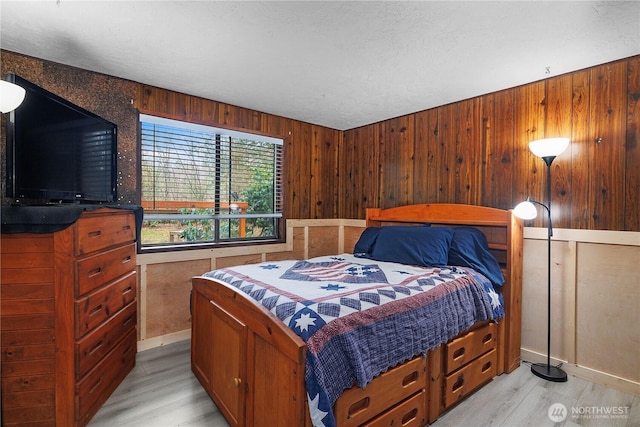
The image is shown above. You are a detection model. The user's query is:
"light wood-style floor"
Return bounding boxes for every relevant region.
[89,339,639,427]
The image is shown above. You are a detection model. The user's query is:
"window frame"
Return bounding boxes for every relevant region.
[138,114,285,252]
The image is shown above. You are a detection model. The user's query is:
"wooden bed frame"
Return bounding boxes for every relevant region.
[191,204,523,427]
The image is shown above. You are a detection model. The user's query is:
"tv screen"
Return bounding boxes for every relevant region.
[5,74,117,203]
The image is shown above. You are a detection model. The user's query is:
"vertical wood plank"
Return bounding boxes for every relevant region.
[340,128,358,218]
[480,95,494,208]
[438,105,457,203]
[588,62,627,230]
[364,125,381,214]
[378,122,392,208]
[426,108,440,204]
[545,74,574,229]
[395,115,414,207]
[570,70,591,229]
[455,98,483,205]
[625,56,640,231]
[492,89,515,210]
[514,81,546,228]
[311,126,339,219]
[412,111,430,203]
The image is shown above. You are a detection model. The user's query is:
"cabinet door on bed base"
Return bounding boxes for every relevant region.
[191,292,247,427]
[246,334,307,427]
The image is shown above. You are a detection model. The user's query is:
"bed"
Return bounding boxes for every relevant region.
[191,203,523,427]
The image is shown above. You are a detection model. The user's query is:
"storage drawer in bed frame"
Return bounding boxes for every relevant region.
[334,355,427,427]
[444,348,497,408]
[332,322,499,426]
[445,322,496,374]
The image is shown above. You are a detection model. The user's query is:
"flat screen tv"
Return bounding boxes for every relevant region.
[5,74,117,204]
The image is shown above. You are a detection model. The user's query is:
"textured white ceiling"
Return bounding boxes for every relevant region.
[1,1,639,130]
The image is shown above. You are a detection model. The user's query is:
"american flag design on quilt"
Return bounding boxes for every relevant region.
[203,254,503,427]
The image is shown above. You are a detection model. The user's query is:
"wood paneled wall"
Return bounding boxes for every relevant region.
[1,51,638,231]
[341,56,639,231]
[136,85,342,222]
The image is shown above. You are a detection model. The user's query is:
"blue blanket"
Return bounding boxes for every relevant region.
[203,254,503,427]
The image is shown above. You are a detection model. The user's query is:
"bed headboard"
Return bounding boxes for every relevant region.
[366,203,523,373]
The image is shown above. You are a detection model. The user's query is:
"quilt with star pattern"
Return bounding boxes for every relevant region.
[202,254,503,427]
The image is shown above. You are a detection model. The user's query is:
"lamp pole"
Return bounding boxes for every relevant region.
[530,155,568,382]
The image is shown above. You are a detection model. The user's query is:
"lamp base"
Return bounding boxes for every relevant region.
[531,363,568,382]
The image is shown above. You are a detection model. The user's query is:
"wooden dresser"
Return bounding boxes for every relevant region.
[1,207,137,426]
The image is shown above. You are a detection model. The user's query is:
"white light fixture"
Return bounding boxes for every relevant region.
[0,80,26,113]
[529,137,570,161]
[513,197,538,220]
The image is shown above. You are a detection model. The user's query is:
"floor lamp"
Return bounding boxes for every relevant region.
[514,137,569,383]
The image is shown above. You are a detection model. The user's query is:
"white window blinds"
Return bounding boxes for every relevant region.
[140,114,283,243]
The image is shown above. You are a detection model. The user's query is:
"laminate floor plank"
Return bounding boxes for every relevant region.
[89,340,639,427]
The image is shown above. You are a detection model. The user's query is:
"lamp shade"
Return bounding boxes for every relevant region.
[513,199,538,220]
[0,80,26,113]
[529,138,570,159]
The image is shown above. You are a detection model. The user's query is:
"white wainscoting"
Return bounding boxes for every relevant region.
[520,227,640,396]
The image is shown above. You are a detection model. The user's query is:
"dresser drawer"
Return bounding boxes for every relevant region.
[76,211,135,256]
[75,271,136,339]
[444,348,497,409]
[75,329,136,424]
[76,301,136,380]
[76,243,136,297]
[361,390,426,427]
[334,355,426,427]
[445,322,496,374]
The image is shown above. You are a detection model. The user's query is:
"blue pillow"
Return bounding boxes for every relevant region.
[369,226,454,267]
[353,227,382,258]
[448,227,505,287]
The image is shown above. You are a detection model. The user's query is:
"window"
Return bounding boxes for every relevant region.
[140,115,283,248]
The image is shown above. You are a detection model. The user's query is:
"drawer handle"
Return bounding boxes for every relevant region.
[452,374,464,393]
[123,315,134,326]
[122,225,132,231]
[121,255,132,264]
[347,396,370,418]
[89,340,104,355]
[483,333,493,344]
[89,304,103,316]
[122,286,133,296]
[233,377,243,387]
[88,230,102,238]
[122,344,134,359]
[88,267,103,277]
[452,347,465,361]
[402,370,419,387]
[89,376,103,395]
[482,361,492,373]
[402,408,419,424]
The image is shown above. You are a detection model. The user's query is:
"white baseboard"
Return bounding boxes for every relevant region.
[137,329,191,352]
[520,348,640,397]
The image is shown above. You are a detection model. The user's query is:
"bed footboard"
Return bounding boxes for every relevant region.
[191,277,308,427]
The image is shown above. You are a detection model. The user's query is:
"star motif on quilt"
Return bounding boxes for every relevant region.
[260,264,280,270]
[321,283,346,291]
[394,270,412,275]
[307,392,328,427]
[295,313,317,332]
[487,287,501,309]
[289,307,327,341]
[330,256,345,261]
